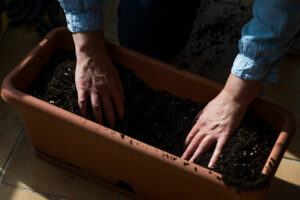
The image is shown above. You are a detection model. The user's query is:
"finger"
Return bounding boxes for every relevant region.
[112,67,125,101]
[190,136,216,162]
[101,92,115,128]
[185,110,204,148]
[90,91,103,124]
[193,110,203,124]
[110,87,125,119]
[181,133,205,160]
[184,125,199,148]
[208,138,227,168]
[77,88,87,117]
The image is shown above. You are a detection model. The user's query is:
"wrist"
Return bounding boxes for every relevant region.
[217,89,249,109]
[72,31,113,70]
[72,31,106,55]
[220,73,264,107]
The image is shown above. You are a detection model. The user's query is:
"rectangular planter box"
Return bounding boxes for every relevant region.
[1,27,296,200]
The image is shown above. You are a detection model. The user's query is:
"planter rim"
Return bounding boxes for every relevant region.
[1,27,296,197]
[0,53,228,190]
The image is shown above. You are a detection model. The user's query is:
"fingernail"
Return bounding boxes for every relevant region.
[208,162,213,168]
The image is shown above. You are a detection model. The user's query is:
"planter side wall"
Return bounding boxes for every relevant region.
[20,110,236,200]
[1,28,295,200]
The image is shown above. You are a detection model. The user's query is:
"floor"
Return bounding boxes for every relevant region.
[0,0,299,199]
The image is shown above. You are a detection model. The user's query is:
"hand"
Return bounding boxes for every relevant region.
[181,73,264,168]
[182,90,246,168]
[73,31,125,128]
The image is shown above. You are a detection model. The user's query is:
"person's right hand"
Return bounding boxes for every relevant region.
[182,73,264,168]
[72,31,125,128]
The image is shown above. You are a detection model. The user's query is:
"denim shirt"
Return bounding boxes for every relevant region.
[58,0,300,82]
[57,0,105,32]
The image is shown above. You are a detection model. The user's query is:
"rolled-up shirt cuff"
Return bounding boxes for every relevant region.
[65,11,103,32]
[231,54,280,82]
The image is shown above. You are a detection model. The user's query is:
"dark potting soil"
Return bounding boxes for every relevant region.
[173,1,253,84]
[27,52,277,192]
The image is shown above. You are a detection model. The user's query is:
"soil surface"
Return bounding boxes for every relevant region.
[171,1,253,84]
[27,52,277,192]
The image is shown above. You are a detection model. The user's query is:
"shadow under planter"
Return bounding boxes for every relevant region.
[1,27,296,200]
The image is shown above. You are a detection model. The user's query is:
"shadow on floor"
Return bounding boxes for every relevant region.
[265,177,300,200]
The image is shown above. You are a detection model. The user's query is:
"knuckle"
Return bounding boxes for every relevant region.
[184,139,190,146]
[198,120,206,127]
[215,144,224,152]
[78,98,86,105]
[92,104,102,110]
[205,135,214,141]
[197,146,204,153]
[186,136,192,141]
[214,148,222,154]
[97,81,106,88]
[92,84,106,92]
[190,140,198,147]
[76,81,87,88]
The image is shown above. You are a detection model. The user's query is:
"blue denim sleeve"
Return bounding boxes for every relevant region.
[57,0,104,32]
[231,0,300,82]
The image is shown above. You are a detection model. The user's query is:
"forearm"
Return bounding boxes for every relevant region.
[232,0,300,82]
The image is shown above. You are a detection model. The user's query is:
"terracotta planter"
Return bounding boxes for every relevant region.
[1,27,296,200]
